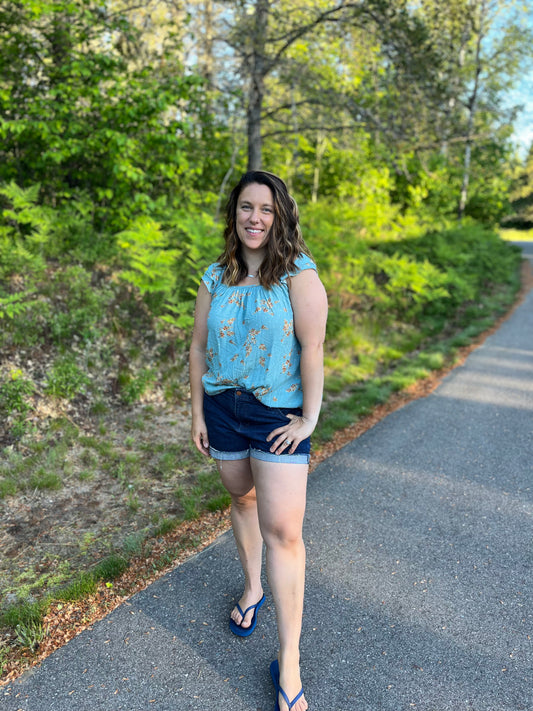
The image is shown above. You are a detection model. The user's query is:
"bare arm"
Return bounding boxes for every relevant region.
[267,268,328,455]
[189,281,212,456]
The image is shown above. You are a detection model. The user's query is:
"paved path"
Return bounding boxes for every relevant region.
[3,244,532,711]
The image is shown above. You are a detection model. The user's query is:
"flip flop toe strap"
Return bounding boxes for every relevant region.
[279,686,304,710]
[239,595,264,618]
[233,594,264,629]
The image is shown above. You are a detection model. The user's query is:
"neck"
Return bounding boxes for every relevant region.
[241,245,265,274]
[243,260,263,277]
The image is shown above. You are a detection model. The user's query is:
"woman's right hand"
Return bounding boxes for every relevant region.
[191,415,210,457]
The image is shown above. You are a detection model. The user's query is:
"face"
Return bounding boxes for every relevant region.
[235,183,275,254]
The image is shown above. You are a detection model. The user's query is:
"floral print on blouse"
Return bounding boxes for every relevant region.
[201,253,317,407]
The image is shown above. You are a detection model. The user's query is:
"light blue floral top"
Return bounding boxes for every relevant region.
[201,254,317,407]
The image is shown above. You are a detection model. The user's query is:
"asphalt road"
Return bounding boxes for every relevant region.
[2,243,532,711]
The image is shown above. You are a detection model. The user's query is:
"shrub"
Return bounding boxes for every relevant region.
[45,355,90,399]
[0,370,34,416]
[117,208,220,331]
[0,183,49,280]
[0,370,35,439]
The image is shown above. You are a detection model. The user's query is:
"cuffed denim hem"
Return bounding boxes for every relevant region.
[250,447,310,465]
[209,446,250,461]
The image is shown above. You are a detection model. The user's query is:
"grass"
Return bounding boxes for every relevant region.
[0,426,79,497]
[499,228,533,241]
[0,553,130,657]
[0,413,227,654]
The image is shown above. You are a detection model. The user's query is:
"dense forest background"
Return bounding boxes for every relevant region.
[1,0,532,413]
[2,1,533,312]
[1,0,533,671]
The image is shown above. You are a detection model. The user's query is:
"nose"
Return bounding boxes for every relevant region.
[249,208,261,223]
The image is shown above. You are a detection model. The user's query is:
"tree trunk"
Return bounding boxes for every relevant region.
[246,0,269,171]
[247,72,264,170]
[457,0,486,221]
[202,0,214,90]
[458,137,472,220]
[312,128,326,203]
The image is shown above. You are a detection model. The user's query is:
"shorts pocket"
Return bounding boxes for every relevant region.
[273,406,302,419]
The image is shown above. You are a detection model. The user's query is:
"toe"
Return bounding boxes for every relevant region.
[231,605,253,628]
[231,606,244,626]
[278,692,307,711]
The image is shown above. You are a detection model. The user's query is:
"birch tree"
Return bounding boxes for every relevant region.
[416,0,532,219]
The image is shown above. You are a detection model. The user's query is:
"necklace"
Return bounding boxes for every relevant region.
[246,273,258,278]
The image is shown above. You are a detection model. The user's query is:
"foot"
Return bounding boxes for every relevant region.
[276,658,308,711]
[230,589,264,633]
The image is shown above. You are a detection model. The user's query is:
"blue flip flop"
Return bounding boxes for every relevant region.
[270,659,304,711]
[229,594,265,637]
[270,660,281,711]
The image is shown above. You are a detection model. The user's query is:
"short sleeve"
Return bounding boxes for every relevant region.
[286,253,317,278]
[201,263,224,294]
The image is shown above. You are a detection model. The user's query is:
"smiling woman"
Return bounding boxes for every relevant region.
[189,170,328,711]
[236,183,275,260]
[215,171,312,290]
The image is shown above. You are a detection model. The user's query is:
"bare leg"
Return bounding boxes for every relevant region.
[253,459,309,711]
[216,458,264,628]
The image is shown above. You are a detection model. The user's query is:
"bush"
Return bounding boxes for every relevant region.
[0,183,49,281]
[378,224,522,309]
[117,207,221,330]
[0,370,34,416]
[45,266,111,346]
[0,370,35,439]
[319,221,521,387]
[45,355,91,399]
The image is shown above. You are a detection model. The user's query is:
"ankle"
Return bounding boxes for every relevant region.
[243,580,263,598]
[278,647,300,669]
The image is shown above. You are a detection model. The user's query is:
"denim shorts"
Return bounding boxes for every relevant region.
[203,389,310,464]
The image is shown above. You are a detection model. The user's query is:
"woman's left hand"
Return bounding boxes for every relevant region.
[266,413,316,455]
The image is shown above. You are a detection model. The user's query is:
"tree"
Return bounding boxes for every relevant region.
[0,1,207,232]
[217,0,366,170]
[505,141,533,228]
[416,0,533,220]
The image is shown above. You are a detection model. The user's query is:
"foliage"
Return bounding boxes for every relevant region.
[117,367,157,405]
[504,142,533,229]
[117,207,221,329]
[317,220,521,387]
[0,370,35,439]
[0,291,38,320]
[45,355,91,399]
[0,0,226,242]
[378,224,522,303]
[0,370,34,416]
[0,182,49,280]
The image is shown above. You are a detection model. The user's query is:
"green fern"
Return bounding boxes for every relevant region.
[0,182,50,277]
[0,290,37,319]
[117,216,180,297]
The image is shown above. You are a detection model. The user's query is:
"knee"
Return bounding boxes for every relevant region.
[230,488,257,510]
[262,521,304,551]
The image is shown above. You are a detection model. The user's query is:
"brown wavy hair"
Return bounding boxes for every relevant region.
[218,171,311,288]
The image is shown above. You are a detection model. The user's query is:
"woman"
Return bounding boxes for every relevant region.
[189,170,327,711]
